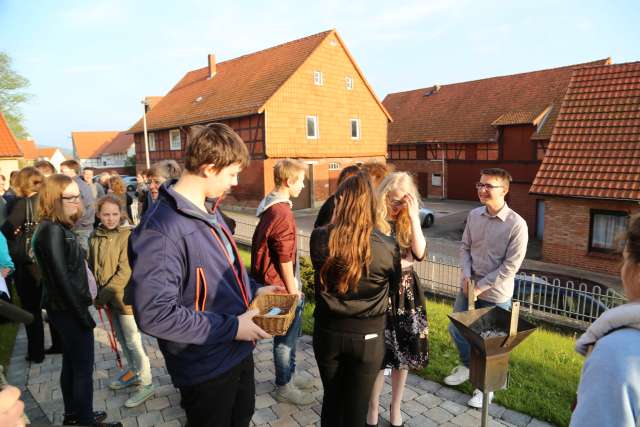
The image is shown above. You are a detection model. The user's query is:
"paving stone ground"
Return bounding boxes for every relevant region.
[7,310,554,426]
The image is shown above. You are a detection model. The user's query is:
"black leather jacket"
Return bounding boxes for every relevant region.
[32,219,95,329]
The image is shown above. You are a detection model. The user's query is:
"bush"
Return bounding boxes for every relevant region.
[300,256,315,303]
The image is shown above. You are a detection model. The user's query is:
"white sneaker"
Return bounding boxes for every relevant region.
[468,389,493,409]
[275,382,315,405]
[292,374,314,390]
[444,365,469,386]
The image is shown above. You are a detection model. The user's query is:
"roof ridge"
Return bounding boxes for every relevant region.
[181,29,334,79]
[388,58,611,97]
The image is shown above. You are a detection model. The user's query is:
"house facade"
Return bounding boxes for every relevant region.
[36,147,66,172]
[0,112,24,175]
[129,29,391,209]
[530,61,640,275]
[71,131,135,174]
[384,59,610,237]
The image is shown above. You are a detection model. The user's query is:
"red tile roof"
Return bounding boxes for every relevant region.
[0,113,23,158]
[101,132,134,155]
[37,147,60,159]
[129,30,390,133]
[384,59,610,145]
[530,61,640,201]
[71,131,119,158]
[17,138,38,160]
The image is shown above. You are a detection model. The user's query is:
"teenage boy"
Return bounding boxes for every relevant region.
[251,159,314,405]
[129,123,279,427]
[445,168,528,408]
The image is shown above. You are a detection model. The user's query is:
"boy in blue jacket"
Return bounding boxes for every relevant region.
[129,123,278,427]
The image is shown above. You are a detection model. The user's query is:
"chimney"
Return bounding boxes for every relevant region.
[208,54,216,79]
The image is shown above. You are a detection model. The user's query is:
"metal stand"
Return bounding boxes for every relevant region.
[481,391,490,427]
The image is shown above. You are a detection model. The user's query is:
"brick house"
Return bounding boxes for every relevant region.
[0,112,24,175]
[530,61,640,275]
[71,131,135,174]
[128,29,391,209]
[384,59,609,236]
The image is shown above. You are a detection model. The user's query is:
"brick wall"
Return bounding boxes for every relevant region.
[542,198,640,275]
[264,33,388,159]
[387,159,446,198]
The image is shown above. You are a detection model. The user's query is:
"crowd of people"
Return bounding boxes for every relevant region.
[0,123,637,427]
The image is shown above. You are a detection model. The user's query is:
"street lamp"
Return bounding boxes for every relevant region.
[141,99,150,169]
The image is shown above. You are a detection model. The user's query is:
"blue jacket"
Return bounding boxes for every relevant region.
[570,327,640,427]
[129,183,256,387]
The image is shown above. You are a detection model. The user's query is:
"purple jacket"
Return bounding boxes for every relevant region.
[129,182,257,387]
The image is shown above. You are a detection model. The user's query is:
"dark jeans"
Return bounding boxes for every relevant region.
[15,266,44,361]
[313,325,385,427]
[179,354,255,427]
[448,292,512,367]
[47,310,95,424]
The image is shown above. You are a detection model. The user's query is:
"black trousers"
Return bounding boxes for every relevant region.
[48,310,95,424]
[15,265,44,361]
[313,325,385,427]
[179,354,255,427]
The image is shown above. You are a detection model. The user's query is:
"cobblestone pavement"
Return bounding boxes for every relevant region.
[7,311,554,427]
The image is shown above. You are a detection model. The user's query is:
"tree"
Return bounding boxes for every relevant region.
[0,52,32,138]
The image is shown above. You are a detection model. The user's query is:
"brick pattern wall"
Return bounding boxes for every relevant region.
[388,159,446,198]
[542,198,640,275]
[264,33,388,159]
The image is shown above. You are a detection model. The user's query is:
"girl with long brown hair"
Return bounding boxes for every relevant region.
[368,172,429,427]
[32,174,121,427]
[310,172,401,427]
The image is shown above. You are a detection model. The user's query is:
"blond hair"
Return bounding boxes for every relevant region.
[375,172,421,250]
[273,159,306,187]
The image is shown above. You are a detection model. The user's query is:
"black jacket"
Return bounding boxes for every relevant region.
[32,220,95,329]
[310,226,401,332]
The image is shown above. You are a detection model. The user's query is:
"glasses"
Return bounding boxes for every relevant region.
[389,197,406,208]
[61,194,81,202]
[145,179,164,185]
[476,183,503,191]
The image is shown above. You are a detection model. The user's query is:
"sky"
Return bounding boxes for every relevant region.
[1,0,639,149]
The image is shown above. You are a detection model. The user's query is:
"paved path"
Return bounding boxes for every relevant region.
[7,312,554,427]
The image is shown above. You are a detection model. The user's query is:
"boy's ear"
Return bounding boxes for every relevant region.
[201,163,218,177]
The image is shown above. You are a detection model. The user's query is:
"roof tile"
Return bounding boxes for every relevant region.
[0,113,23,158]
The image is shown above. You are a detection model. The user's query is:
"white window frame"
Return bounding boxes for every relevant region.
[328,162,340,171]
[350,118,360,140]
[306,115,319,139]
[432,173,442,187]
[345,76,353,90]
[148,133,156,151]
[169,129,181,151]
[313,71,323,86]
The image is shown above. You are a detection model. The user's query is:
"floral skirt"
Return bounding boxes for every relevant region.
[383,268,429,370]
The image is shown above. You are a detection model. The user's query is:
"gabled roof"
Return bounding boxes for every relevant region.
[384,59,610,145]
[129,29,390,133]
[37,147,62,159]
[17,138,38,160]
[71,131,119,158]
[0,113,23,158]
[530,61,640,200]
[101,132,134,155]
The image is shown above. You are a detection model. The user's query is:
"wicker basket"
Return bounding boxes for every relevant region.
[250,293,299,336]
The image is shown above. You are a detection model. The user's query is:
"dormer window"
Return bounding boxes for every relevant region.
[314,71,323,86]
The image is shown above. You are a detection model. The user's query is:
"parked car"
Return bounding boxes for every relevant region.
[122,176,138,192]
[419,207,435,228]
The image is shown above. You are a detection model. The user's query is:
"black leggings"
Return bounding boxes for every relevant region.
[313,325,385,427]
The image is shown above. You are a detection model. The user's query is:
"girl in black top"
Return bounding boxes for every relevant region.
[310,172,401,427]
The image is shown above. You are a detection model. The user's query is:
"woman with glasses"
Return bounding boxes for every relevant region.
[32,174,121,427]
[367,172,429,427]
[1,167,45,363]
[310,172,401,427]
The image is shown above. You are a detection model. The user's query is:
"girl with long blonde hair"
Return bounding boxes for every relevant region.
[310,172,401,427]
[368,172,429,427]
